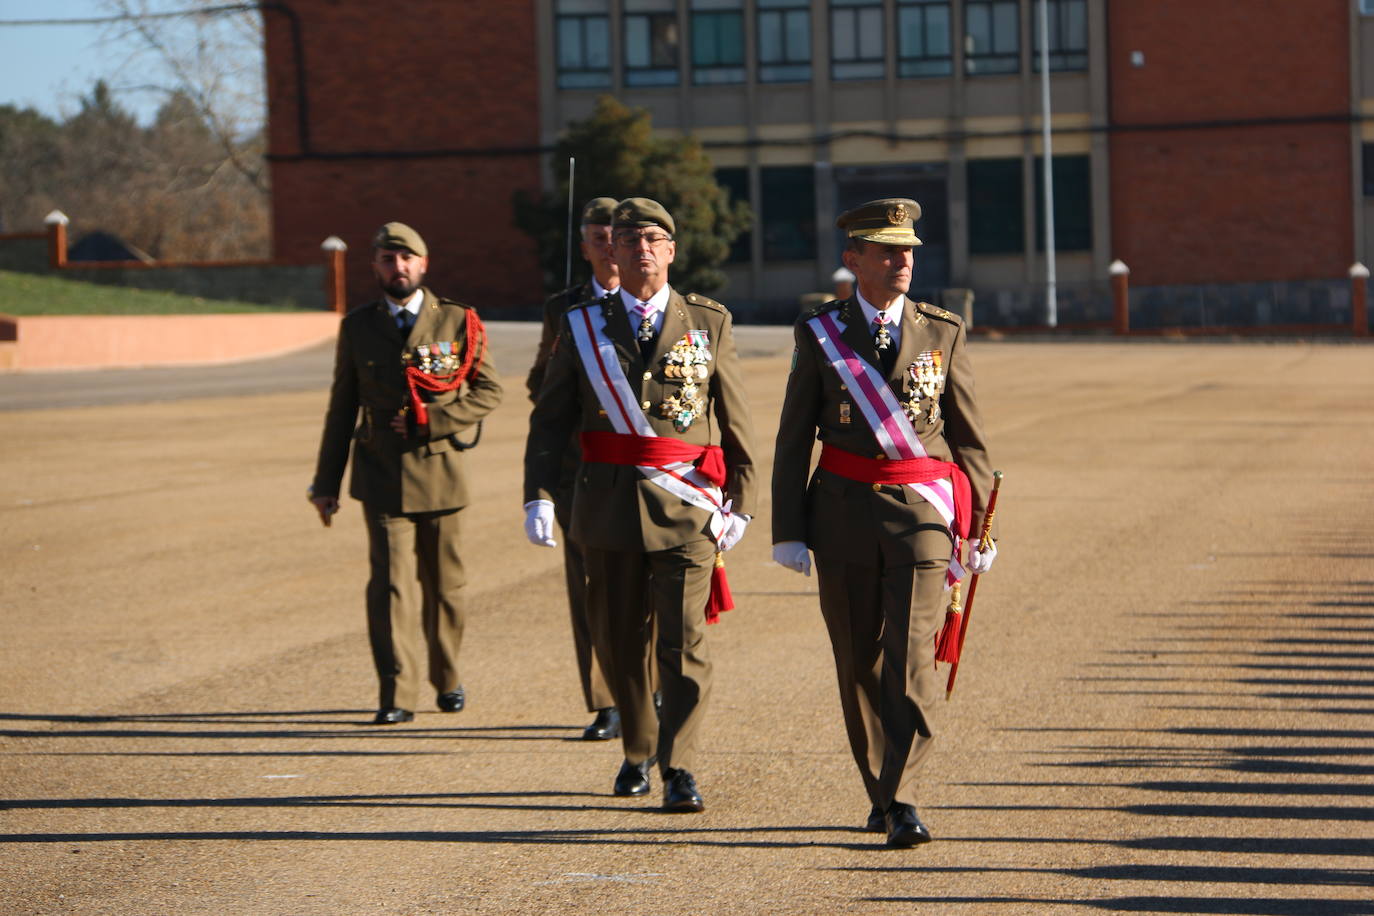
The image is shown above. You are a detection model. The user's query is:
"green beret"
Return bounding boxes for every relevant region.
[372,221,428,257]
[836,198,922,247]
[580,197,617,226]
[612,197,675,236]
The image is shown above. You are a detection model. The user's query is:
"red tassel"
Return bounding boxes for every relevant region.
[933,582,964,664]
[706,551,733,624]
[409,385,429,427]
[934,609,963,663]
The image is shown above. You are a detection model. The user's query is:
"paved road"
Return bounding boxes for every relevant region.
[0,322,795,410]
[2,339,1371,914]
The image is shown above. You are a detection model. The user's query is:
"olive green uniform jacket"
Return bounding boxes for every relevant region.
[312,288,503,513]
[524,288,757,553]
[772,296,995,556]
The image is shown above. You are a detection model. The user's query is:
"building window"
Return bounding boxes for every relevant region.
[1032,0,1087,72]
[1362,145,1374,196]
[831,0,884,81]
[965,0,1020,75]
[761,166,816,260]
[968,158,1023,254]
[1034,155,1092,251]
[691,0,745,85]
[624,0,679,87]
[1363,0,1374,14]
[897,0,952,78]
[715,167,752,262]
[555,0,611,89]
[758,0,811,83]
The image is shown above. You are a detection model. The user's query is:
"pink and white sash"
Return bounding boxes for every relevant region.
[807,309,966,582]
[570,304,729,541]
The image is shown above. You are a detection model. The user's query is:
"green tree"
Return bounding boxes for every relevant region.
[514,96,751,297]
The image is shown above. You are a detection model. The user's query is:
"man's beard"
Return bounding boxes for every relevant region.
[379,274,423,300]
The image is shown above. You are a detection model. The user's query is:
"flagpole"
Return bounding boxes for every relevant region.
[1039,0,1057,328]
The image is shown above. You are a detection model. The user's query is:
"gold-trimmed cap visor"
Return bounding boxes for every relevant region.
[837,198,923,247]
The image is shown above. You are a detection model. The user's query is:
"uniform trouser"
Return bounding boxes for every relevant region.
[814,550,948,810]
[363,504,465,712]
[583,537,715,774]
[552,496,614,712]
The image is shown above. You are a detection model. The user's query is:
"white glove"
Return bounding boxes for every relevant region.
[968,537,997,575]
[523,499,557,547]
[718,513,750,551]
[772,541,812,576]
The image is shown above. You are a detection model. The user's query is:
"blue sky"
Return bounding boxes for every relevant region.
[0,1,257,125]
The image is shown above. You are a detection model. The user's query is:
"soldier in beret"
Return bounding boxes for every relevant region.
[523,197,758,812]
[309,222,503,725]
[771,198,999,847]
[525,197,625,743]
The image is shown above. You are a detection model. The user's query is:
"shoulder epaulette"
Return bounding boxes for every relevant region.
[570,290,613,312]
[800,297,844,321]
[915,300,962,325]
[684,291,726,313]
[434,296,471,311]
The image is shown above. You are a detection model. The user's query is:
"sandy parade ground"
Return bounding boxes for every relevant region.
[2,323,1372,915]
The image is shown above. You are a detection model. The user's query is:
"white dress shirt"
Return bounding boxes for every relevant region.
[618,283,671,338]
[855,290,905,351]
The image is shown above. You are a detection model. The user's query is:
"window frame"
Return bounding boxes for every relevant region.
[896,0,953,78]
[555,8,612,90]
[1031,0,1088,73]
[757,0,812,83]
[830,0,886,82]
[624,1,681,88]
[964,0,1021,76]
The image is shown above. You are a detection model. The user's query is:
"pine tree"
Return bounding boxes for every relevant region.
[514,96,751,297]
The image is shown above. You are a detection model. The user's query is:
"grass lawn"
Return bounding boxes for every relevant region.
[0,270,316,315]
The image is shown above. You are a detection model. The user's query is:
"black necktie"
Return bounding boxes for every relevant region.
[396,310,414,336]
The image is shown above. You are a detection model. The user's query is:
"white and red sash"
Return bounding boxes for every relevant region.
[807,308,967,583]
[569,303,729,543]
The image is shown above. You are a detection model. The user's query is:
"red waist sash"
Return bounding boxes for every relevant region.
[580,430,727,489]
[818,442,972,540]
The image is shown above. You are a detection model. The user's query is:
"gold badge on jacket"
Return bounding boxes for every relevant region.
[661,330,711,432]
[902,349,944,426]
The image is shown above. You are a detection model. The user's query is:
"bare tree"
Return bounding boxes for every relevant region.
[98,0,268,193]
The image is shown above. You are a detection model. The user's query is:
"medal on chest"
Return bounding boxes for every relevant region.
[659,330,711,432]
[901,349,945,426]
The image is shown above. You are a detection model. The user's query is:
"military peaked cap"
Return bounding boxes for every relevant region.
[836,198,923,247]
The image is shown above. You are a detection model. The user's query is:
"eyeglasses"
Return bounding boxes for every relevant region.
[614,231,673,249]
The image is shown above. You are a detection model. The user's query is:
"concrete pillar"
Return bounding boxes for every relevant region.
[322,236,348,314]
[1110,259,1130,335]
[44,210,68,269]
[1351,262,1369,338]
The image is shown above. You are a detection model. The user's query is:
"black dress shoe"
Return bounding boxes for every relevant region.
[436,687,465,712]
[662,767,704,813]
[884,803,933,847]
[613,759,652,797]
[373,708,414,725]
[582,707,620,741]
[864,805,886,833]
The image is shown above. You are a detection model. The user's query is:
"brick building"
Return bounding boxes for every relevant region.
[263,1,1374,325]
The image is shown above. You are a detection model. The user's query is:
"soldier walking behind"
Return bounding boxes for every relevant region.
[309,222,503,725]
[525,197,623,742]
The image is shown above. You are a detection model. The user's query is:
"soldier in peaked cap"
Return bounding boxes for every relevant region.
[771,198,1000,847]
[523,197,758,813]
[310,221,503,725]
[525,197,626,743]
